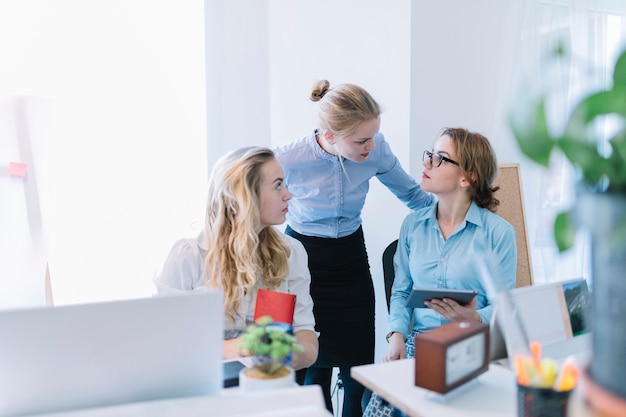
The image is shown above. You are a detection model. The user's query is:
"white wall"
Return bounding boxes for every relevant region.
[410,1,526,163]
[205,0,272,167]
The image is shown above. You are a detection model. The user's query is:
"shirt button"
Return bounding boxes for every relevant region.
[440,258,445,262]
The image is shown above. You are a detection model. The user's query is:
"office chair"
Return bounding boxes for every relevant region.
[382,239,398,313]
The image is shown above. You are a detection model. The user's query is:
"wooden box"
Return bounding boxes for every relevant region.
[414,320,490,394]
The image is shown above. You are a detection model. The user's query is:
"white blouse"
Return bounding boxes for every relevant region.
[154,229,316,339]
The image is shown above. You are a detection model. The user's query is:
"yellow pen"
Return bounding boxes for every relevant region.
[554,360,579,391]
[539,357,558,388]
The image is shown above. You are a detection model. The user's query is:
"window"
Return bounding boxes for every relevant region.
[523,0,625,284]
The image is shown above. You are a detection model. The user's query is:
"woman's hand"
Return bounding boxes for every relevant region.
[223,338,244,360]
[292,329,319,370]
[383,332,406,362]
[424,297,481,322]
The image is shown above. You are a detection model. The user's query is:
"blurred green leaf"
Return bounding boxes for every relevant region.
[557,139,606,184]
[510,48,626,252]
[511,98,554,167]
[566,90,626,133]
[613,49,626,88]
[554,211,576,252]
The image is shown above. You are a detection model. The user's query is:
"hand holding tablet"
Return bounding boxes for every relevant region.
[406,288,477,308]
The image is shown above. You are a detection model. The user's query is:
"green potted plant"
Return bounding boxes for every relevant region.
[510,45,626,415]
[237,315,302,391]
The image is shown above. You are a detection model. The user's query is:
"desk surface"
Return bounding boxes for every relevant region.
[352,359,517,417]
[31,386,332,417]
[352,359,597,417]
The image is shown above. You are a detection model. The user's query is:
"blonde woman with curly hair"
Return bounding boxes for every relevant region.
[155,146,318,370]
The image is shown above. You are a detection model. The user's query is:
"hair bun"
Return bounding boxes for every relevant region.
[310,79,331,102]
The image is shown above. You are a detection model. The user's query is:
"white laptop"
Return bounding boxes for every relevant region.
[489,278,591,365]
[0,290,224,417]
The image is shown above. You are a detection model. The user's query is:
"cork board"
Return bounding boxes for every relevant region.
[493,164,533,288]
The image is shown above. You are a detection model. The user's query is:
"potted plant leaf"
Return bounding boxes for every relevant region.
[510,45,626,416]
[237,315,302,391]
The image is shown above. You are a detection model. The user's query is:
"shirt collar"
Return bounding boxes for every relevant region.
[310,129,342,162]
[423,201,484,228]
[465,201,484,227]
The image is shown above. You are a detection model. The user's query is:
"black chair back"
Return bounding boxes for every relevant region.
[382,239,398,313]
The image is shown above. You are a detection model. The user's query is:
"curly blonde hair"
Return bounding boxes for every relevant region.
[203,147,291,324]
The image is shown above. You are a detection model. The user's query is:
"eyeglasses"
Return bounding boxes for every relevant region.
[422,150,459,168]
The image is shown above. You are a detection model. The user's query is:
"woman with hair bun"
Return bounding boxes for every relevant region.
[274,80,433,417]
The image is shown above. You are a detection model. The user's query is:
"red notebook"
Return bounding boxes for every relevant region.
[254,289,296,325]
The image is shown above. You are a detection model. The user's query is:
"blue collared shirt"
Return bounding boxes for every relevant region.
[388,202,517,336]
[274,130,434,238]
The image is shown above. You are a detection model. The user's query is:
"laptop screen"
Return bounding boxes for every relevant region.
[0,290,223,417]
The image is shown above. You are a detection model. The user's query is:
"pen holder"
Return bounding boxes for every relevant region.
[517,383,572,417]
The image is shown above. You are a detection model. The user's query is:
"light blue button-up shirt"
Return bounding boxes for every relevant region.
[388,202,517,336]
[274,131,434,238]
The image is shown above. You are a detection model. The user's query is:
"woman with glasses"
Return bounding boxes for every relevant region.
[274,80,433,417]
[363,127,517,417]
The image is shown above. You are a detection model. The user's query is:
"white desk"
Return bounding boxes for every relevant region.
[352,359,598,417]
[352,359,518,417]
[31,386,332,417]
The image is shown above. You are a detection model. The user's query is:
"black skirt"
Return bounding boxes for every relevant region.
[285,225,375,367]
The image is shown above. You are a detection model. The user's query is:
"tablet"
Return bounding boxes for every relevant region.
[406,288,477,308]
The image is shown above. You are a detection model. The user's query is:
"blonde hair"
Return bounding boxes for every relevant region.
[203,147,291,324]
[310,80,381,137]
[439,127,500,212]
